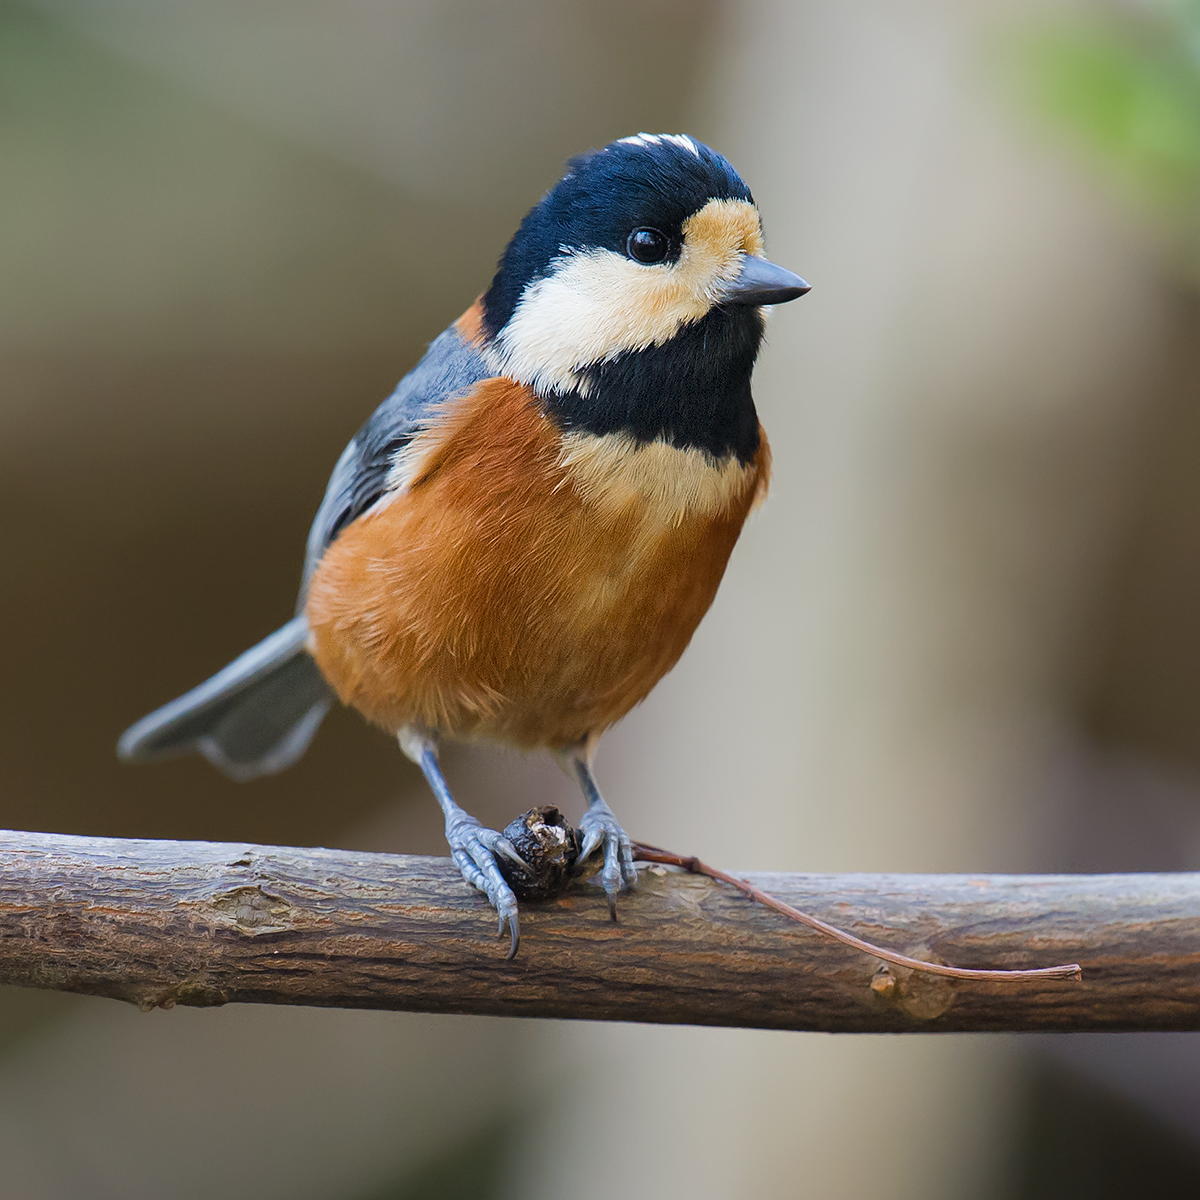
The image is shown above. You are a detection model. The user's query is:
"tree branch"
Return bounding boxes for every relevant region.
[0,828,1195,1031]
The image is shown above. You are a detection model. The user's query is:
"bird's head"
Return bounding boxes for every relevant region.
[480,134,808,403]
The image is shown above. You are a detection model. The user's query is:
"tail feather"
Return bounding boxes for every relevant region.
[118,615,333,781]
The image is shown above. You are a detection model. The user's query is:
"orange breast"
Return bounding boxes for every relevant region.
[305,378,769,748]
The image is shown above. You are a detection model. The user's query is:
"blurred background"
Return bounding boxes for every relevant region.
[3,0,1200,1194]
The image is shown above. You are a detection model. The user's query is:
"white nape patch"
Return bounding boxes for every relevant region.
[616,132,701,158]
[557,430,755,527]
[490,197,763,397]
[661,133,701,158]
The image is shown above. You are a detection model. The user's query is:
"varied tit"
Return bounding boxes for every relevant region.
[119,132,810,956]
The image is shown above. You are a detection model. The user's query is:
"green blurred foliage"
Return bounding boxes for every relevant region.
[1012,3,1200,215]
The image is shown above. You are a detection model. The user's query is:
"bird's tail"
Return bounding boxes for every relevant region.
[117,615,334,781]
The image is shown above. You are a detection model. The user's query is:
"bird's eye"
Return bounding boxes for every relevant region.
[626,228,669,264]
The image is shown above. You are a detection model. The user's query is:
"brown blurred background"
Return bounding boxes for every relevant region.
[4,0,1200,1195]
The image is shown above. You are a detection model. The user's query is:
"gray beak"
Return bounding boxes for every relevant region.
[723,256,810,305]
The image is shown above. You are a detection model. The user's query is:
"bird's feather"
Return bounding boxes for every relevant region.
[120,324,491,781]
[305,376,769,747]
[116,615,331,780]
[300,323,491,599]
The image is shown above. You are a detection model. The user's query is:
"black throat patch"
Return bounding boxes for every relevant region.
[541,305,765,464]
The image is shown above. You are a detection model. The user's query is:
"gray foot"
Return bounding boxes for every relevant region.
[578,798,637,918]
[399,725,530,958]
[445,810,527,958]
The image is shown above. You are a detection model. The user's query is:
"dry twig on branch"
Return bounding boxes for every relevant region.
[0,827,1195,1032]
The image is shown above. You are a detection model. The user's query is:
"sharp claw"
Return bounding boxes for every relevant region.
[493,836,530,871]
[579,829,603,862]
[446,816,525,953]
[602,862,623,916]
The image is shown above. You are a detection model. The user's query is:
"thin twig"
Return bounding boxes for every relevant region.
[631,842,1083,983]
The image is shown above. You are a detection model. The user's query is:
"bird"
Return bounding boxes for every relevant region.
[118,132,809,956]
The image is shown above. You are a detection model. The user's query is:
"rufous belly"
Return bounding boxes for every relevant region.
[305,377,769,748]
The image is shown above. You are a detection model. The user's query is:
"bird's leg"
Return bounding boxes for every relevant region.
[559,745,637,918]
[398,726,527,957]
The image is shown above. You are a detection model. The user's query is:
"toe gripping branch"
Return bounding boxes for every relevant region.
[444,808,526,959]
[402,730,528,958]
[568,755,637,918]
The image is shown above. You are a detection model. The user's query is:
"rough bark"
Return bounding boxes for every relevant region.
[0,829,1196,1031]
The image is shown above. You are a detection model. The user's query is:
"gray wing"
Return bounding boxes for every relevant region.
[299,324,491,602]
